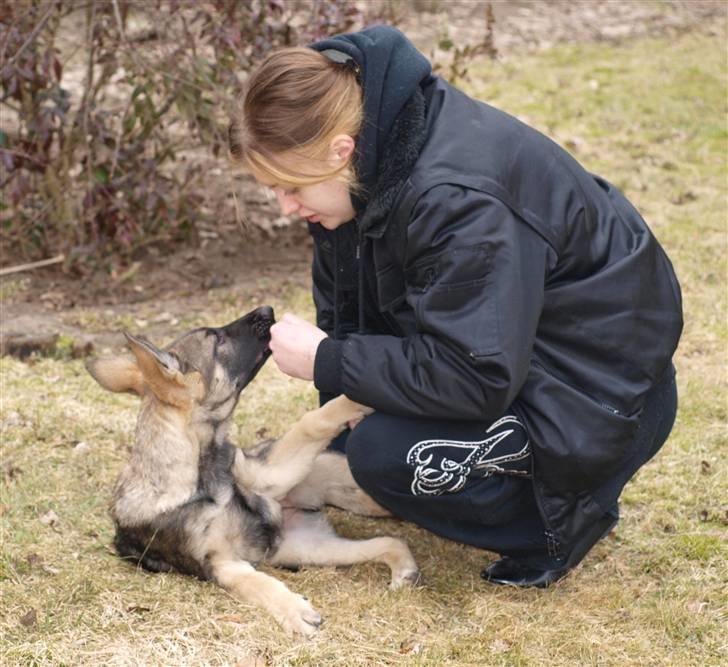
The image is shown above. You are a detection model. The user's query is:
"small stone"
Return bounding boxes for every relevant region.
[39,510,61,530]
[73,441,91,455]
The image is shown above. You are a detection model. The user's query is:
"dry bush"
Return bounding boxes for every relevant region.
[0,0,376,269]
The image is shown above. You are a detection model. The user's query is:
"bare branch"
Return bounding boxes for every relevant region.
[0,254,64,277]
[0,2,55,73]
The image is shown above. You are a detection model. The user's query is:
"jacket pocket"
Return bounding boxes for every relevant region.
[406,245,500,357]
[521,363,642,490]
[406,244,491,292]
[531,358,639,419]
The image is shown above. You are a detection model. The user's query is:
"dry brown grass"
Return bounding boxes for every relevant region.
[2,27,726,667]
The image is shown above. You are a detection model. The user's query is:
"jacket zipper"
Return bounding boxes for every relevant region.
[521,418,563,560]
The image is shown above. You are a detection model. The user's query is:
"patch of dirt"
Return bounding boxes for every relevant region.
[404,0,723,56]
[0,225,313,355]
[1,1,724,354]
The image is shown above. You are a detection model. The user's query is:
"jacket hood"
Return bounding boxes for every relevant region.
[310,25,432,212]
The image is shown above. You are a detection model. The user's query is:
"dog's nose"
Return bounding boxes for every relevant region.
[249,306,274,340]
[253,305,275,323]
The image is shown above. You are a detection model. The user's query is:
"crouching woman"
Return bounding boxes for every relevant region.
[228,26,683,587]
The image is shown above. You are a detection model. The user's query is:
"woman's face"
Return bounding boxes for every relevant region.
[271,178,355,231]
[259,134,357,231]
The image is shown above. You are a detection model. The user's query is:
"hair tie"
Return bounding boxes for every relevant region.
[320,49,361,82]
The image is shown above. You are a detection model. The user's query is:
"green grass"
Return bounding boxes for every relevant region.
[2,28,727,666]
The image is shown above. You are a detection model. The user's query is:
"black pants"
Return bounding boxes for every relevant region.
[330,368,678,561]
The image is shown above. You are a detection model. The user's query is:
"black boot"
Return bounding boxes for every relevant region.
[481,512,618,588]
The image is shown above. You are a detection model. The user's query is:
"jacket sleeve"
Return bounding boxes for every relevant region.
[314,185,551,420]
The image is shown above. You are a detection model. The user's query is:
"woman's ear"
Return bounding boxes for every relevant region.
[330,134,355,163]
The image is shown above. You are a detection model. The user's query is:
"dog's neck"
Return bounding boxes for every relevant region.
[130,394,232,461]
[189,412,232,450]
[116,394,237,524]
[123,391,234,475]
[115,396,206,525]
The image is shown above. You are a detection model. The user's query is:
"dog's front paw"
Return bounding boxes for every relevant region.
[390,568,422,590]
[333,396,374,425]
[275,593,322,638]
[347,407,372,431]
[351,401,375,419]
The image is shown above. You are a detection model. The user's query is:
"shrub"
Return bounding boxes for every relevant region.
[0,0,373,269]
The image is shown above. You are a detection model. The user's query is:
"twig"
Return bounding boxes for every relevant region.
[111,0,128,45]
[231,187,248,233]
[0,147,47,166]
[0,254,64,277]
[80,1,96,197]
[0,3,55,72]
[109,94,134,180]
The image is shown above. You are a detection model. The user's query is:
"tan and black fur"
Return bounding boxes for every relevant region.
[86,306,418,636]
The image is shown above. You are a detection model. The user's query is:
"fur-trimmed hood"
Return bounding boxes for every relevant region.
[310,26,432,218]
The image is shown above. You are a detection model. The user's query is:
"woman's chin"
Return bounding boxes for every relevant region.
[320,217,353,231]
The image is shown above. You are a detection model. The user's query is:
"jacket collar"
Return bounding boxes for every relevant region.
[358,87,428,239]
[310,27,432,211]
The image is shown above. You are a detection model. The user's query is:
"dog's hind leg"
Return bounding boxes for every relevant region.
[285,452,392,517]
[209,556,322,637]
[268,509,420,590]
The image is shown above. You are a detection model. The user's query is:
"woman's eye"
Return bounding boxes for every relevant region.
[277,186,298,196]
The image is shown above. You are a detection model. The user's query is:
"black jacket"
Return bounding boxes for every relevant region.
[309,27,683,550]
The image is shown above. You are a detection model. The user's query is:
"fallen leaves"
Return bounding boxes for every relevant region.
[399,637,422,655]
[670,190,698,205]
[19,609,37,628]
[2,458,22,481]
[26,552,60,575]
[126,605,151,614]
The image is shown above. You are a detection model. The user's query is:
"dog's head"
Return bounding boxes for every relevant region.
[87,306,275,414]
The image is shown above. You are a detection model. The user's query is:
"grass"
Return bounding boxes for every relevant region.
[2,27,727,667]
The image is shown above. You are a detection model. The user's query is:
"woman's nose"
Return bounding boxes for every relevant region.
[274,189,300,216]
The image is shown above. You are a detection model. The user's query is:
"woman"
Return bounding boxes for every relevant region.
[228,26,683,587]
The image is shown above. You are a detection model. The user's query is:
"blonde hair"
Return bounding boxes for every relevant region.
[229,47,363,189]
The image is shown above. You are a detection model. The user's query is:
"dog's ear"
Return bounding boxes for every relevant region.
[86,356,144,395]
[124,332,203,407]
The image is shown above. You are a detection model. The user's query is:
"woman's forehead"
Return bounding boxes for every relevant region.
[253,173,298,191]
[247,151,312,186]
[245,160,291,189]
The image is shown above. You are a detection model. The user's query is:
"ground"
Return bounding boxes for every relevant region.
[1,3,727,666]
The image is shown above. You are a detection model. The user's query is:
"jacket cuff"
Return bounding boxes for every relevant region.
[314,338,344,396]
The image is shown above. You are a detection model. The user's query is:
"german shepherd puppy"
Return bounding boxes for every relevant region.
[86,306,418,636]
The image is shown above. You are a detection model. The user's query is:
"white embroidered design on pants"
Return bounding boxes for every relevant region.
[406,416,530,496]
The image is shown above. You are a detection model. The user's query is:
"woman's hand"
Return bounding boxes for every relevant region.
[269,313,328,381]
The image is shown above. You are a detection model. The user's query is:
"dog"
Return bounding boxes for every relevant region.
[86,305,419,636]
